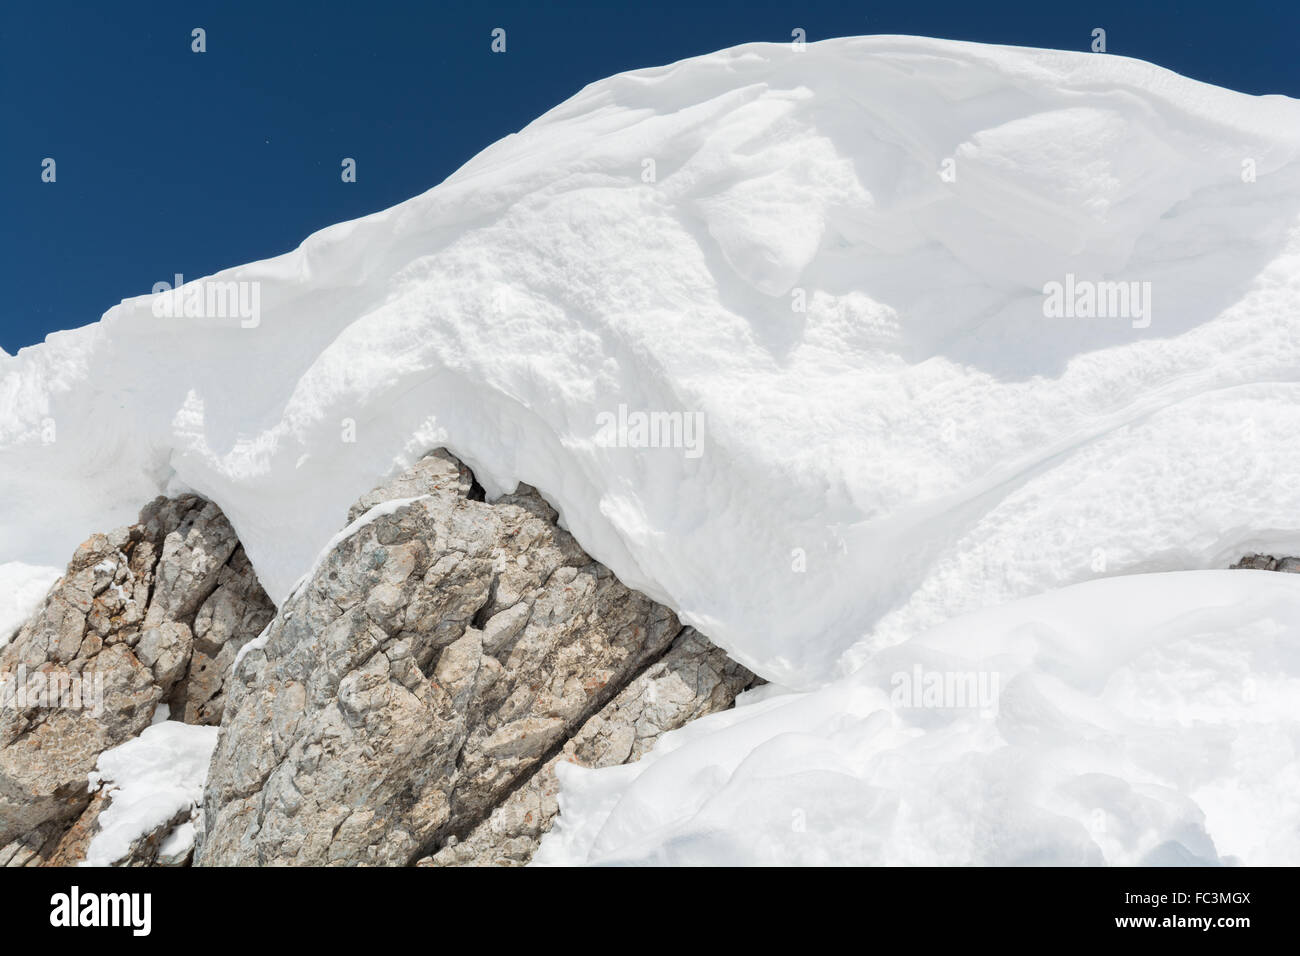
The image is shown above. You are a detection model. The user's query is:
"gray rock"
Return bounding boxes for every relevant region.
[1229,553,1300,572]
[197,451,712,866]
[420,626,758,866]
[172,548,276,725]
[0,817,68,867]
[1230,554,1278,571]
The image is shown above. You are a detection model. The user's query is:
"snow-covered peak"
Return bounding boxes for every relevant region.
[4,36,1300,687]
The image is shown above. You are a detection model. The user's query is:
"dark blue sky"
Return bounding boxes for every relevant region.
[3,0,1298,353]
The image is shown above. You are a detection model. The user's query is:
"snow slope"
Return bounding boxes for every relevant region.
[537,571,1300,866]
[3,36,1300,687]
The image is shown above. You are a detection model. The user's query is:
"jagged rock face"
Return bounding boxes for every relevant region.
[0,496,273,864]
[422,627,757,866]
[1231,553,1300,572]
[0,451,753,868]
[198,451,743,866]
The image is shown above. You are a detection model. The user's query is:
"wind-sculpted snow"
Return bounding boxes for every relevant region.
[3,37,1300,687]
[536,571,1300,866]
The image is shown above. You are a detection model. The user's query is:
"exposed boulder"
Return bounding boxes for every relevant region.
[0,496,273,864]
[198,451,755,866]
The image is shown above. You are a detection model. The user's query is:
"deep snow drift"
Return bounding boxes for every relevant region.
[537,571,1300,866]
[3,36,1300,692]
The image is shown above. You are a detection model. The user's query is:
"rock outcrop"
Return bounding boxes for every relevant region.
[0,451,754,867]
[0,496,273,865]
[1230,553,1300,572]
[420,627,756,866]
[198,451,756,866]
[23,461,1289,868]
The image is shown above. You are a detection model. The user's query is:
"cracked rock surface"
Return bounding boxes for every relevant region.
[0,496,273,865]
[197,450,752,866]
[420,626,758,866]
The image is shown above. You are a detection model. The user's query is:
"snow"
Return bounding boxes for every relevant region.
[0,562,61,647]
[536,570,1300,866]
[2,37,1299,690]
[157,820,197,861]
[82,721,219,867]
[230,624,271,671]
[0,33,1295,867]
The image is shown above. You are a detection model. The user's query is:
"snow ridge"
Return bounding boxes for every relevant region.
[3,36,1300,689]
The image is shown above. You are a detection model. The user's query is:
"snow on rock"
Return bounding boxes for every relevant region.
[82,721,219,867]
[2,37,1300,687]
[535,570,1300,866]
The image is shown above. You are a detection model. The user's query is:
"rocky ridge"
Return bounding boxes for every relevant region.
[196,450,758,865]
[0,449,757,866]
[0,496,274,865]
[1230,554,1300,573]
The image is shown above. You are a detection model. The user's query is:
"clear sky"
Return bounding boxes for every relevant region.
[3,0,1298,353]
